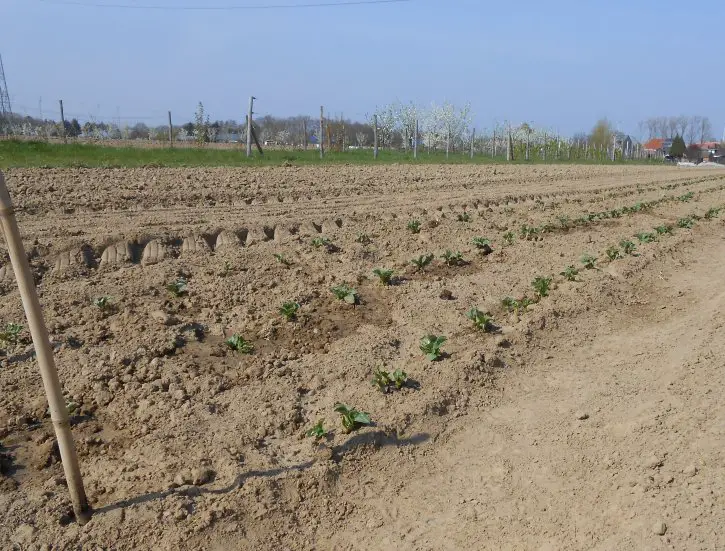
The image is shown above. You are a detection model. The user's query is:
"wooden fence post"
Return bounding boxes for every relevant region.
[470,128,475,159]
[413,119,418,159]
[319,106,324,159]
[373,114,379,160]
[167,111,173,147]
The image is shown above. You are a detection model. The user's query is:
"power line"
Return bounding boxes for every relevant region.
[37,0,410,10]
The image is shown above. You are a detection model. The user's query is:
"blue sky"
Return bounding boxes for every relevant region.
[4,0,724,139]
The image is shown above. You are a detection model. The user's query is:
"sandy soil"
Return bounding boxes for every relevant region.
[1,164,724,550]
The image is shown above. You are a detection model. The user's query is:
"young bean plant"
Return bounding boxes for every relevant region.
[333,403,372,433]
[371,367,393,393]
[311,237,332,249]
[457,211,472,222]
[391,369,408,390]
[620,240,637,255]
[502,296,534,314]
[372,268,394,286]
[654,225,673,235]
[356,233,372,245]
[677,217,695,229]
[705,207,721,219]
[606,246,622,261]
[411,253,434,271]
[407,220,422,234]
[0,323,23,349]
[93,296,113,312]
[441,250,465,267]
[503,231,515,245]
[531,276,553,298]
[466,308,494,332]
[166,277,188,297]
[330,284,359,304]
[560,265,579,281]
[636,232,656,244]
[472,237,493,254]
[279,301,300,321]
[420,335,447,361]
[580,254,597,269]
[305,419,328,441]
[274,253,291,266]
[225,334,254,354]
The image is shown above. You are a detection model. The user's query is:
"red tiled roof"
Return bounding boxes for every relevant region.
[698,141,719,149]
[643,138,664,151]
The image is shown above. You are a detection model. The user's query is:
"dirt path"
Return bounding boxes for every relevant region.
[324,233,725,550]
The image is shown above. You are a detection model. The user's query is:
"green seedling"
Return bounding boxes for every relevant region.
[620,240,637,255]
[356,233,372,245]
[306,419,327,441]
[93,296,112,311]
[333,403,372,433]
[274,253,291,266]
[391,369,408,390]
[166,277,188,297]
[580,254,597,269]
[560,265,579,281]
[654,225,673,235]
[636,232,656,244]
[372,268,394,286]
[503,231,515,245]
[311,237,332,249]
[407,220,421,234]
[466,308,494,332]
[678,192,695,202]
[540,223,556,234]
[519,224,539,240]
[330,284,358,304]
[558,216,571,229]
[0,323,23,348]
[677,217,695,229]
[472,237,493,255]
[441,250,464,267]
[531,276,552,298]
[279,301,300,321]
[420,334,447,361]
[705,207,721,219]
[606,246,622,261]
[411,253,434,271]
[371,367,393,393]
[502,296,534,314]
[610,209,623,218]
[225,334,254,354]
[457,211,472,222]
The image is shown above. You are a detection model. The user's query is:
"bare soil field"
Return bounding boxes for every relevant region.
[1,164,725,550]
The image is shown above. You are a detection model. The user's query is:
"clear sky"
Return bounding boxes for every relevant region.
[3,0,724,139]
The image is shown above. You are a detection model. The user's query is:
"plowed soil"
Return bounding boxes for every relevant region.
[1,164,725,550]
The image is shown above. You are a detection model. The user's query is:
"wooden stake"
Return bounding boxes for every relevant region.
[168,111,173,147]
[302,119,308,150]
[470,128,475,159]
[373,114,379,160]
[0,171,91,525]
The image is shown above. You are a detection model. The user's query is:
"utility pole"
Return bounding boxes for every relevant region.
[59,100,66,144]
[246,96,255,158]
[319,106,324,159]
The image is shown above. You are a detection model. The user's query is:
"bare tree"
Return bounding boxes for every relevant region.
[687,116,701,144]
[356,131,368,147]
[699,116,713,143]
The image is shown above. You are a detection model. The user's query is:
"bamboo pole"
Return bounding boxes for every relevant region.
[0,171,91,525]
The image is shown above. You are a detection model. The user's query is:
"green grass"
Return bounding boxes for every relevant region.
[0,139,664,169]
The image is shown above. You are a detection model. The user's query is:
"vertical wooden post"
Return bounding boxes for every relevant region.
[341,114,346,151]
[59,100,66,144]
[167,111,173,146]
[526,131,530,161]
[543,132,547,161]
[373,114,379,160]
[446,128,450,159]
[413,119,418,159]
[470,128,475,159]
[0,171,91,525]
[302,119,308,150]
[319,106,324,159]
[492,130,496,158]
[246,96,254,158]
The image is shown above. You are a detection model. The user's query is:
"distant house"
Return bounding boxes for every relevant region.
[697,141,722,161]
[643,138,674,157]
[615,132,634,158]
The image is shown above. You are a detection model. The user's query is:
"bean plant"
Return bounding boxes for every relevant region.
[420,334,446,361]
[532,276,552,298]
[306,419,328,441]
[466,308,494,332]
[166,277,188,297]
[0,323,23,349]
[226,334,254,354]
[560,265,579,281]
[411,253,434,271]
[279,301,300,321]
[407,220,421,234]
[620,239,637,255]
[331,284,358,304]
[372,268,394,286]
[441,250,464,267]
[606,246,622,261]
[334,403,372,433]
